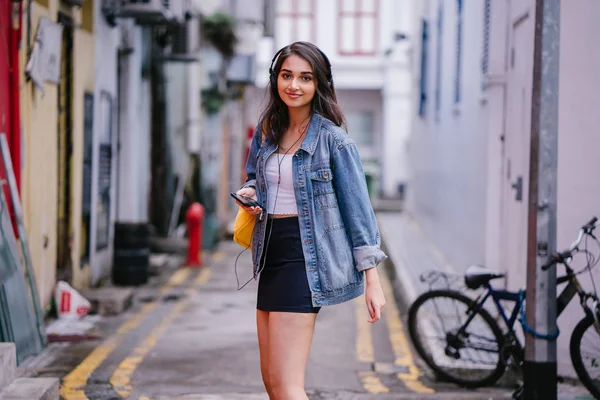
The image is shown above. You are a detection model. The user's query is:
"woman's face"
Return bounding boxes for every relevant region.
[277,54,317,111]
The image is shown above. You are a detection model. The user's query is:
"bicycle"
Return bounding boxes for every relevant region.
[407,217,600,399]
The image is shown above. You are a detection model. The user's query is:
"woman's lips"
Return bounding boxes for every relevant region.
[286,92,301,99]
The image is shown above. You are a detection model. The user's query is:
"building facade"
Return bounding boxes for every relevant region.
[18,0,97,306]
[249,0,412,202]
[407,0,600,377]
[7,0,210,308]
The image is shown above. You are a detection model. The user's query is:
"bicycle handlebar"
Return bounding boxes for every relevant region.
[541,216,598,271]
[583,217,598,231]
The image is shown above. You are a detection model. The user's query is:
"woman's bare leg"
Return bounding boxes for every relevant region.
[267,312,317,400]
[256,310,273,397]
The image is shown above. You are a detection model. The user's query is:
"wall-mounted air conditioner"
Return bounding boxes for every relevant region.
[156,19,199,63]
[168,0,186,24]
[118,0,173,24]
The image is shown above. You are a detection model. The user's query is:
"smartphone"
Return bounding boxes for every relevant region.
[230,192,262,208]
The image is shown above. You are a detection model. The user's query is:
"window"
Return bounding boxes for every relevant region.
[346,111,375,148]
[481,0,491,91]
[455,0,463,104]
[337,0,379,56]
[418,19,429,117]
[275,0,316,45]
[435,4,443,114]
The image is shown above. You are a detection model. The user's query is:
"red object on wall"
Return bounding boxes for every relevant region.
[0,0,23,237]
[9,1,22,194]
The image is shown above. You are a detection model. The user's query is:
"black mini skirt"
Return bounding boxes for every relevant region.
[257,216,321,314]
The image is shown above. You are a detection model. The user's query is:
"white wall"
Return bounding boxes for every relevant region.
[547,0,600,378]
[117,21,151,223]
[90,3,120,285]
[407,0,490,272]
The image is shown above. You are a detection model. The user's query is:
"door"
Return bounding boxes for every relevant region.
[56,13,74,280]
[500,5,535,290]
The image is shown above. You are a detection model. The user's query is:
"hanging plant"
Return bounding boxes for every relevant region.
[201,13,237,59]
[202,87,226,115]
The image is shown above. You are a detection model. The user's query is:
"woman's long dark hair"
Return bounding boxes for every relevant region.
[259,42,346,143]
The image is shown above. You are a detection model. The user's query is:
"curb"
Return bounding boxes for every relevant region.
[377,215,419,313]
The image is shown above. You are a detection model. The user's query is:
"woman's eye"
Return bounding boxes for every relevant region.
[282,73,291,79]
[302,76,312,81]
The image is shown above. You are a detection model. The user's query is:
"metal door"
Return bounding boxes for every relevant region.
[500,4,535,289]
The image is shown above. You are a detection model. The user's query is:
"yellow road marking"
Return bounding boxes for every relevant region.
[355,295,389,393]
[110,292,190,397]
[212,251,225,262]
[110,267,213,398]
[138,397,151,400]
[194,267,212,286]
[60,267,188,400]
[166,267,192,287]
[358,371,390,394]
[380,271,435,394]
[355,295,375,363]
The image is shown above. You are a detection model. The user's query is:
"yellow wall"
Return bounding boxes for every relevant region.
[21,1,59,310]
[20,0,94,308]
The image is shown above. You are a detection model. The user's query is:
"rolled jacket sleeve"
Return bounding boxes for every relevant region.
[332,142,387,272]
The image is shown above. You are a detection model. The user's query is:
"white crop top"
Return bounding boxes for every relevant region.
[265,153,298,215]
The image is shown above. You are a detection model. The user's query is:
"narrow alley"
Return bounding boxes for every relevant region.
[22,241,514,400]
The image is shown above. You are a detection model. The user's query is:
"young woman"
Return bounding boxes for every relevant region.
[235,41,387,400]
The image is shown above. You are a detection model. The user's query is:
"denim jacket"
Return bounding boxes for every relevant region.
[242,114,387,307]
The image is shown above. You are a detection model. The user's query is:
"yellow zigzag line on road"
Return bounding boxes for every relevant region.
[379,271,435,394]
[60,268,194,400]
[110,268,212,398]
[355,295,390,394]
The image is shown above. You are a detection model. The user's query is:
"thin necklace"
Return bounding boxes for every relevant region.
[276,129,305,184]
[278,119,309,153]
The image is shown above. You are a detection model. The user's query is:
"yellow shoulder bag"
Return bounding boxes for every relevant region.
[233,128,265,248]
[233,208,256,248]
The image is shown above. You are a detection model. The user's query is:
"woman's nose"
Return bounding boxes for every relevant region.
[290,78,299,90]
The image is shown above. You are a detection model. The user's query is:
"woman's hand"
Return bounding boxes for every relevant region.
[364,268,386,324]
[235,188,262,215]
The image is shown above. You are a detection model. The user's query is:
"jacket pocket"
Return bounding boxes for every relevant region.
[317,225,357,290]
[310,168,336,209]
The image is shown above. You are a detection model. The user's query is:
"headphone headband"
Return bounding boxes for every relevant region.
[269,45,333,86]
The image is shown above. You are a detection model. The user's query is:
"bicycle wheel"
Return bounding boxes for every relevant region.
[570,316,600,399]
[408,289,506,387]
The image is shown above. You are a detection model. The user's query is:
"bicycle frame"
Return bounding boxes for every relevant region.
[456,269,593,348]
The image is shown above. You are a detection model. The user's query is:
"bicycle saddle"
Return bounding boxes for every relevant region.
[464,265,505,289]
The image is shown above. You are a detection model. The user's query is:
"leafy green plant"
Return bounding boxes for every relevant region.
[202,13,237,59]
[201,87,226,115]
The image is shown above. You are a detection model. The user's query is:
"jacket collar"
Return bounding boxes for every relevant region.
[264,114,322,156]
[299,113,322,155]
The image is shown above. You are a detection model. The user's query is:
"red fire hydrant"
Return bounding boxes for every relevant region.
[186,202,205,267]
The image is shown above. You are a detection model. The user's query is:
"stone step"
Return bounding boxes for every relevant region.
[79,286,133,316]
[0,378,59,400]
[0,343,16,392]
